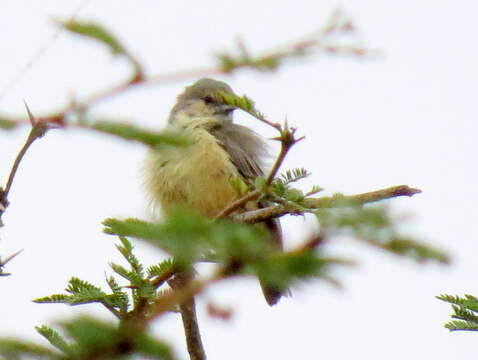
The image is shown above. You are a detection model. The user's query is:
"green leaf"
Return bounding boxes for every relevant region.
[147,259,175,278]
[444,320,478,331]
[0,117,19,130]
[316,206,450,264]
[451,305,478,322]
[387,236,450,264]
[90,121,189,148]
[65,277,114,305]
[247,251,329,290]
[215,91,264,119]
[437,294,478,309]
[116,236,143,276]
[134,333,175,360]
[58,316,175,359]
[109,262,143,285]
[66,277,104,295]
[278,168,311,185]
[35,325,75,356]
[0,339,61,359]
[103,209,272,265]
[33,294,71,304]
[437,293,478,331]
[106,275,129,313]
[61,317,122,354]
[57,19,126,55]
[34,277,118,308]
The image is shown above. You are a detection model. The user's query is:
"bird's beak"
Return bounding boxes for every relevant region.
[214,104,236,115]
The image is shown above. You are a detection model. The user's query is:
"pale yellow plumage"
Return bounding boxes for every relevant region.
[144,117,240,217]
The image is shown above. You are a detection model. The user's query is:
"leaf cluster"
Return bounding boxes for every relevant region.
[34,237,177,319]
[316,206,449,264]
[0,317,174,360]
[0,237,178,359]
[215,91,265,120]
[56,19,144,80]
[437,294,478,331]
[89,121,189,149]
[103,208,335,292]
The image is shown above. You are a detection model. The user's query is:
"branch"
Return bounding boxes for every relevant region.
[264,121,304,186]
[0,103,51,226]
[233,185,422,223]
[168,272,206,360]
[3,9,373,129]
[214,189,261,219]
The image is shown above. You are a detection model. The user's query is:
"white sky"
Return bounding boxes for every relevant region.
[1,1,477,359]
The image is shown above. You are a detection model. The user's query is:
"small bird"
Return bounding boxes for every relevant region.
[144,78,284,305]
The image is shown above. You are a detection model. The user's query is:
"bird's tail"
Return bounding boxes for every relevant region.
[259,217,290,306]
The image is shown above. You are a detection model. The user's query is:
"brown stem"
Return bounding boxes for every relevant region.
[264,125,303,186]
[168,272,207,360]
[214,189,261,219]
[0,103,50,226]
[233,185,422,224]
[150,268,178,289]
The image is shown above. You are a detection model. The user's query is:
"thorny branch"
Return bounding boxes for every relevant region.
[233,185,422,224]
[0,103,51,227]
[2,9,374,129]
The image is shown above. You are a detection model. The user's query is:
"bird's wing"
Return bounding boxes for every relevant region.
[210,123,266,179]
[210,123,284,305]
[209,123,283,245]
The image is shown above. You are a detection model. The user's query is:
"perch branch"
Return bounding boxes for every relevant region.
[233,185,422,223]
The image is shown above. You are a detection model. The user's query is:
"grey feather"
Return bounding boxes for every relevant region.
[210,122,266,179]
[210,122,285,306]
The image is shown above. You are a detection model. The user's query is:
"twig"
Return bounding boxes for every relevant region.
[264,121,304,186]
[150,268,178,289]
[0,102,50,226]
[0,249,24,276]
[233,185,422,223]
[214,189,261,219]
[168,272,206,360]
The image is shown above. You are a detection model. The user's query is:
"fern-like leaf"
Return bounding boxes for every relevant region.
[35,325,75,356]
[147,259,175,278]
[444,320,478,331]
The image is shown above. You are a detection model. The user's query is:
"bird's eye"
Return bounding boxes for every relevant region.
[203,95,214,104]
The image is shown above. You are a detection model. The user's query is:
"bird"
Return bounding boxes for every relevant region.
[143,78,284,306]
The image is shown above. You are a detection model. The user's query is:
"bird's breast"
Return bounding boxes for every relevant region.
[144,127,240,217]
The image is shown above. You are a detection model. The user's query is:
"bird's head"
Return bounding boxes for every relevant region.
[168,78,237,126]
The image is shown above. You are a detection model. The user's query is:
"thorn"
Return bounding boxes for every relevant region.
[23,100,36,126]
[0,249,24,267]
[283,116,289,131]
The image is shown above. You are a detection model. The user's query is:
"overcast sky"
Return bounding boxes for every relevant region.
[1,1,477,359]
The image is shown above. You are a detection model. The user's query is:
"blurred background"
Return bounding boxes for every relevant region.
[1,1,477,359]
